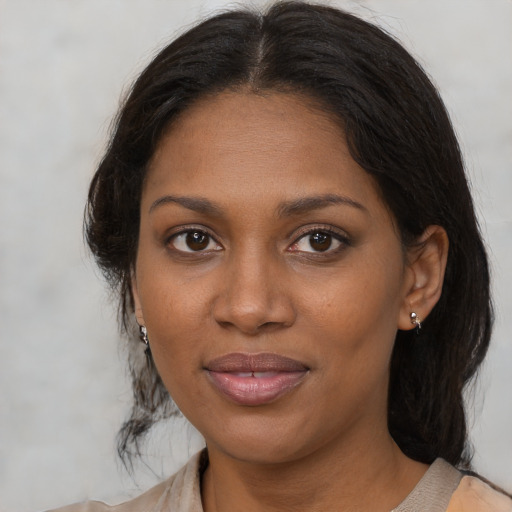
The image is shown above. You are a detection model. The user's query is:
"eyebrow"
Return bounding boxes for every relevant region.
[148,193,367,217]
[149,195,222,216]
[277,194,367,217]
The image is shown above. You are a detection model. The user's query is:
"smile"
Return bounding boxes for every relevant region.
[205,353,309,406]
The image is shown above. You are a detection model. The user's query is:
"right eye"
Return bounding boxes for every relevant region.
[168,230,222,253]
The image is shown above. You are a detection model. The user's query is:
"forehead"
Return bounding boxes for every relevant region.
[144,91,385,216]
[152,91,344,164]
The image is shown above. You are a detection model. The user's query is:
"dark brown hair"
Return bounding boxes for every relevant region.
[85,1,492,469]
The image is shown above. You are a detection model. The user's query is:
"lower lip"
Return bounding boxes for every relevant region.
[206,370,307,406]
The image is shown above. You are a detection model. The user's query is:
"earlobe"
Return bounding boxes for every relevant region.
[131,272,146,326]
[131,272,151,354]
[398,225,449,331]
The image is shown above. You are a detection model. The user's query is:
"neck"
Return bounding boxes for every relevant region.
[201,427,428,512]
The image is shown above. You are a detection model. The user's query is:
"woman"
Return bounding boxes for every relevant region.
[53,2,511,511]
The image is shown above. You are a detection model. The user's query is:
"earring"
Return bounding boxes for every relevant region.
[139,324,151,355]
[410,312,422,332]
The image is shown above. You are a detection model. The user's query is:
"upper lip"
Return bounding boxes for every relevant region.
[205,352,309,373]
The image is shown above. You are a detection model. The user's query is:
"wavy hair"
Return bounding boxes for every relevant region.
[85,1,492,469]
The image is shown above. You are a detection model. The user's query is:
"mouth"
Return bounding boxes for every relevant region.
[204,352,309,406]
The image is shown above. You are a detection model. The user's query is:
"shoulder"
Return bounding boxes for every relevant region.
[447,475,512,512]
[45,479,172,512]
[45,451,204,512]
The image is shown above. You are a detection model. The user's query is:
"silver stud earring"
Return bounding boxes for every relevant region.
[410,312,422,332]
[139,325,151,354]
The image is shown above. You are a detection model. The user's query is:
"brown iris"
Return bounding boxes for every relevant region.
[186,231,209,251]
[309,232,332,252]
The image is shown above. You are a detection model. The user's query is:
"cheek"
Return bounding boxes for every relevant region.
[296,252,406,390]
[135,264,198,350]
[136,242,211,328]
[301,272,402,409]
[140,283,207,410]
[141,281,205,348]
[300,254,404,334]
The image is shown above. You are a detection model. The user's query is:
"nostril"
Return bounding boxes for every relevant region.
[212,277,296,334]
[259,321,285,332]
[216,319,287,335]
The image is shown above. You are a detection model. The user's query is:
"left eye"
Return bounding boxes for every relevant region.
[169,230,221,253]
[291,231,344,253]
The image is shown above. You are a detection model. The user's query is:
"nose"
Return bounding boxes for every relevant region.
[212,250,296,335]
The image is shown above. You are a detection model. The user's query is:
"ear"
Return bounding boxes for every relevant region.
[398,225,449,331]
[131,271,146,326]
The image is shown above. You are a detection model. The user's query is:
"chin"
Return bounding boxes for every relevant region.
[201,412,337,468]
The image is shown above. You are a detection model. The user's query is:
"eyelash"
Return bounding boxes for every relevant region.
[288,226,351,255]
[166,226,221,255]
[165,225,351,256]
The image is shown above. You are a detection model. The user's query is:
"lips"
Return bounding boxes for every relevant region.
[205,353,309,406]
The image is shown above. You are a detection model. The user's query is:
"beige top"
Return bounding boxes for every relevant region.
[48,451,512,512]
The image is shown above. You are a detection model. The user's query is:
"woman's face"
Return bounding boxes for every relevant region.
[133,91,417,464]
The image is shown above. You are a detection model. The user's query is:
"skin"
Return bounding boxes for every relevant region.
[132,91,448,512]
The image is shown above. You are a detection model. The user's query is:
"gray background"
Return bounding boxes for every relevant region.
[0,1,510,510]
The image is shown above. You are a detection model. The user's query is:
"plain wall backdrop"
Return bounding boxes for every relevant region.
[0,1,511,510]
